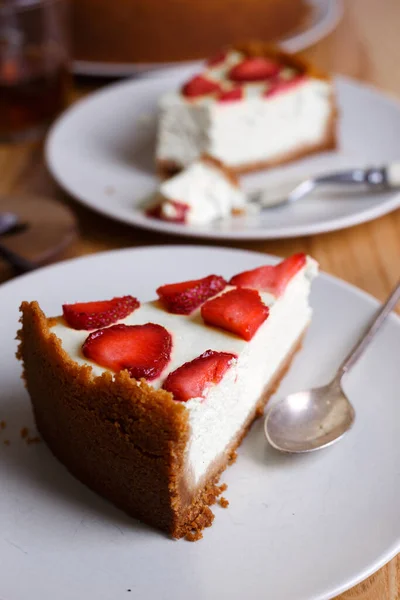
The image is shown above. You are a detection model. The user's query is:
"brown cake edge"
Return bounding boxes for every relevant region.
[17,301,191,536]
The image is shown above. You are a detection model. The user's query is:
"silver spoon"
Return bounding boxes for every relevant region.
[250,162,400,209]
[265,280,400,453]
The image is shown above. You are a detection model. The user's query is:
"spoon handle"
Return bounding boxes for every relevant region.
[338,280,400,378]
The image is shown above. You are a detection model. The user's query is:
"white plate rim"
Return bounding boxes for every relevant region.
[0,244,400,600]
[46,75,400,241]
[72,0,343,78]
[0,243,396,310]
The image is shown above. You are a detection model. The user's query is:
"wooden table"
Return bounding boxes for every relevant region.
[1,0,399,596]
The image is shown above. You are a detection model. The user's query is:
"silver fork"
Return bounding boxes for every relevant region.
[250,162,400,209]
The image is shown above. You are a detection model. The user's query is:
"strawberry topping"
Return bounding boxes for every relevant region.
[63,296,140,330]
[157,275,227,315]
[163,349,237,402]
[82,323,172,380]
[207,50,227,67]
[229,57,280,82]
[146,200,189,224]
[201,288,269,341]
[264,74,306,98]
[182,75,222,98]
[218,87,243,102]
[146,204,163,219]
[229,253,307,297]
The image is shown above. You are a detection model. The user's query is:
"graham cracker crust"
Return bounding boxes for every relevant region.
[17,300,306,540]
[200,154,241,187]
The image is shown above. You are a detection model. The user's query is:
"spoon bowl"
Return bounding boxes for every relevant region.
[265,380,355,453]
[264,278,400,453]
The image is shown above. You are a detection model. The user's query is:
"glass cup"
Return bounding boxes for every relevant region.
[0,0,70,142]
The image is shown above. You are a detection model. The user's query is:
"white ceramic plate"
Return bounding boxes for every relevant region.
[72,0,343,77]
[0,245,399,600]
[46,73,400,240]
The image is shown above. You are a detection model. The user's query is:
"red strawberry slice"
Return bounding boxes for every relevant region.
[229,57,280,82]
[229,253,306,297]
[157,275,227,315]
[146,204,163,220]
[63,296,140,330]
[218,87,243,103]
[163,349,237,402]
[207,50,227,67]
[82,323,172,380]
[146,200,189,224]
[264,74,306,98]
[201,288,269,341]
[182,75,222,98]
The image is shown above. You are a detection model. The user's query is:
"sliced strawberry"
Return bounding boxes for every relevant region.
[163,349,237,402]
[146,200,189,224]
[264,74,306,98]
[82,323,172,380]
[146,204,162,219]
[201,288,269,341]
[182,75,222,98]
[229,253,306,296]
[207,50,227,67]
[217,87,243,103]
[157,275,227,315]
[63,296,140,330]
[229,57,280,82]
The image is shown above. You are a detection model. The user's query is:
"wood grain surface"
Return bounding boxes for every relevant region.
[0,0,399,597]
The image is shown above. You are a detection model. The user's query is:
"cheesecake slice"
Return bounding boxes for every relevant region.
[17,253,318,539]
[156,42,337,177]
[148,155,247,225]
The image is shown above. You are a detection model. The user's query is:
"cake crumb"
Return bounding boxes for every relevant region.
[3,440,10,446]
[0,420,6,430]
[26,436,41,445]
[217,483,228,494]
[105,186,115,196]
[185,506,214,541]
[228,451,237,465]
[219,496,229,508]
[185,529,203,542]
[20,427,29,438]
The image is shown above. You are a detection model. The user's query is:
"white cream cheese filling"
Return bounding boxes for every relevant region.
[51,257,318,486]
[186,262,316,484]
[159,159,246,224]
[156,79,333,169]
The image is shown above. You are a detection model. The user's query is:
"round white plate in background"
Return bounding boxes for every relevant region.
[73,0,343,77]
[0,245,399,600]
[46,72,400,240]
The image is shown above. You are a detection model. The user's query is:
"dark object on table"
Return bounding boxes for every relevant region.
[0,195,77,273]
